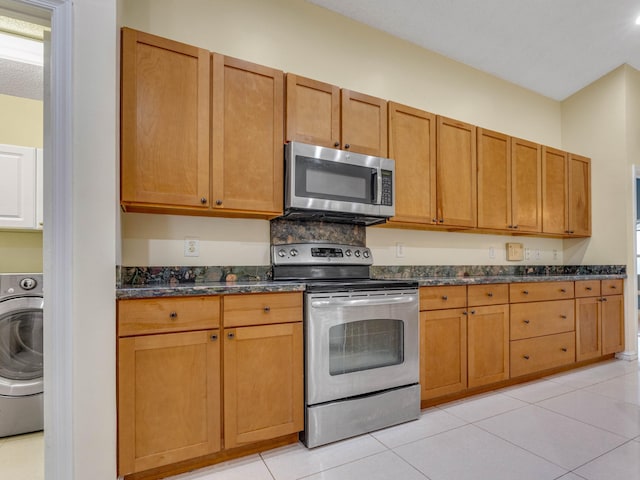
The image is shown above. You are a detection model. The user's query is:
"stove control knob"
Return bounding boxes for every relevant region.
[277,249,286,258]
[345,249,352,256]
[354,250,361,257]
[290,248,298,257]
[363,250,370,258]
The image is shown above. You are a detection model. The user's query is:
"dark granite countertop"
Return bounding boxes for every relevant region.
[116,272,626,299]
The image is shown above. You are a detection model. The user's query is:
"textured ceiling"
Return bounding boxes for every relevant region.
[0,57,42,100]
[308,0,640,100]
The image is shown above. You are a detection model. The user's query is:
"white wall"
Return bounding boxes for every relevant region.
[120,0,571,268]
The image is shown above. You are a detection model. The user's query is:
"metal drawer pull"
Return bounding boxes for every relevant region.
[487,292,493,297]
[470,310,476,314]
[263,306,271,313]
[602,297,608,302]
[611,285,617,289]
[560,315,567,319]
[210,334,218,341]
[586,287,592,291]
[169,311,178,319]
[560,288,567,293]
[442,295,448,300]
[561,347,568,352]
[523,290,529,295]
[523,355,530,360]
[227,332,235,339]
[523,319,530,324]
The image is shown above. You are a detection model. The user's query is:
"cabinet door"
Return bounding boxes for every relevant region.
[436,116,477,227]
[211,55,284,215]
[121,28,210,208]
[602,294,624,355]
[568,154,591,236]
[542,146,568,235]
[36,148,43,229]
[575,297,601,361]
[388,102,436,225]
[341,89,388,156]
[0,144,36,229]
[420,309,467,400]
[223,322,303,449]
[118,330,221,476]
[467,305,509,388]
[285,74,340,148]
[477,129,510,230]
[511,138,542,233]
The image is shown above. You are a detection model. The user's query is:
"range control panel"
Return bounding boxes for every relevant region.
[272,243,373,266]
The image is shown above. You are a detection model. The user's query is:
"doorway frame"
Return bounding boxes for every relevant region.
[1,0,74,478]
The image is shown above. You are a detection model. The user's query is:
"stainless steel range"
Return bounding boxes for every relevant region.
[272,243,420,448]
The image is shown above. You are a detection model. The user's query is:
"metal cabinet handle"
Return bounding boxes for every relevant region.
[227,332,235,339]
[210,334,218,341]
[215,199,223,205]
[432,218,438,223]
[462,311,468,316]
[507,225,513,229]
[610,285,617,289]
[169,311,177,319]
[560,315,567,319]
[513,225,518,229]
[523,290,529,295]
[561,347,568,352]
[442,295,448,300]
[470,309,476,315]
[200,197,207,204]
[523,355,530,360]
[263,306,271,313]
[487,292,493,297]
[344,143,351,149]
[334,141,340,147]
[439,218,444,223]
[560,288,567,293]
[523,319,530,324]
[602,297,608,302]
[586,287,592,291]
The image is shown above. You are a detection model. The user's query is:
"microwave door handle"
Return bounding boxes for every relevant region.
[375,167,382,205]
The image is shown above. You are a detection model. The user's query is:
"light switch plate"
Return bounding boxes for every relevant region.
[506,242,524,261]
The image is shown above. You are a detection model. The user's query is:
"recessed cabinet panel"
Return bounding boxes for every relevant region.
[285,74,340,148]
[436,116,477,227]
[477,129,510,230]
[121,28,210,208]
[212,55,284,214]
[388,102,436,225]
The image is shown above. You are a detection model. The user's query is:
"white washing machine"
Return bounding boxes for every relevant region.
[0,274,43,437]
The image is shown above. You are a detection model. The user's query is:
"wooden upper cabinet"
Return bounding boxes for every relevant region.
[436,116,477,227]
[568,154,591,236]
[477,129,511,230]
[341,89,388,156]
[211,55,284,215]
[512,138,542,232]
[285,74,340,148]
[121,28,210,208]
[388,102,436,225]
[542,146,568,235]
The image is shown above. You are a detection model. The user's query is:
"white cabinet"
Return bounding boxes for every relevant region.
[0,144,42,230]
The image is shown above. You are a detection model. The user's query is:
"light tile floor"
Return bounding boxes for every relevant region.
[171,353,640,480]
[4,349,639,480]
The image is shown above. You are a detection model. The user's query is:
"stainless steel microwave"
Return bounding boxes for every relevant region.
[283,142,395,226]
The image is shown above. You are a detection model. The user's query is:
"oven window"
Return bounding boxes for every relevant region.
[329,319,404,375]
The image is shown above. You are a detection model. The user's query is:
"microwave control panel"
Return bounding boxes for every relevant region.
[381,170,393,206]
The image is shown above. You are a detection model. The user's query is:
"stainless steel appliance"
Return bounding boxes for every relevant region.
[283,142,395,226]
[0,274,43,437]
[272,243,420,448]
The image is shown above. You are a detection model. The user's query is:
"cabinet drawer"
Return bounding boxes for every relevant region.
[223,292,302,327]
[420,286,466,310]
[510,332,575,377]
[602,279,623,295]
[118,296,220,337]
[510,300,575,340]
[509,282,574,303]
[575,280,601,298]
[467,284,509,306]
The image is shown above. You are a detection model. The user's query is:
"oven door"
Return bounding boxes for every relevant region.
[305,289,419,406]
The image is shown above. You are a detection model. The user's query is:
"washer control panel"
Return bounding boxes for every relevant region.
[0,274,43,297]
[272,243,372,266]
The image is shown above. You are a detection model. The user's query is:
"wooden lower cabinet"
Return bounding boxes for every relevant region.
[467,304,509,388]
[118,330,221,476]
[420,308,467,399]
[223,322,303,449]
[511,332,576,377]
[576,296,602,361]
[602,294,624,355]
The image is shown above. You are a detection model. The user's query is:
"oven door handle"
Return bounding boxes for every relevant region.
[310,295,417,308]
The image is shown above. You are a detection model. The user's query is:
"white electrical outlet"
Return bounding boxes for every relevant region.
[553,249,558,260]
[524,248,531,260]
[396,242,405,258]
[535,249,542,260]
[489,246,495,259]
[184,238,200,257]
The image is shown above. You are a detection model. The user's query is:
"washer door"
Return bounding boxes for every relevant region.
[0,296,43,396]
